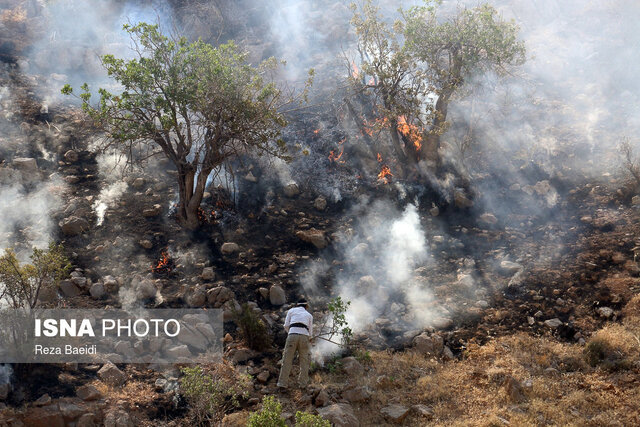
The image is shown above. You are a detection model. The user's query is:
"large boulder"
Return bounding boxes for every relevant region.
[296,228,327,249]
[60,216,90,236]
[380,404,410,424]
[317,403,359,427]
[283,182,300,197]
[413,332,444,356]
[76,384,102,401]
[206,286,235,308]
[342,386,371,403]
[97,362,127,387]
[59,280,82,297]
[269,285,286,306]
[12,157,38,173]
[142,204,162,217]
[221,242,240,255]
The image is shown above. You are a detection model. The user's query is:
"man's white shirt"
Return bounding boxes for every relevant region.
[284,306,313,336]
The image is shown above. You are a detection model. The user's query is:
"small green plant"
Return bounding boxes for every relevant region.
[295,411,331,427]
[354,348,372,365]
[327,360,342,374]
[180,365,249,425]
[315,296,353,348]
[247,395,286,427]
[232,303,272,351]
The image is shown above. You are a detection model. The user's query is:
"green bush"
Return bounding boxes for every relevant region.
[247,395,286,427]
[180,365,249,425]
[584,337,632,371]
[232,303,272,351]
[295,411,331,427]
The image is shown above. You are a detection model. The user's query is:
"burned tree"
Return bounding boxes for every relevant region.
[403,2,526,167]
[348,1,525,174]
[63,23,312,229]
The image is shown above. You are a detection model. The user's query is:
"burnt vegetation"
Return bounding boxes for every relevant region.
[1,0,640,425]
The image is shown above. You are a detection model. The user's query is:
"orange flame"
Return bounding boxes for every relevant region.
[397,115,423,151]
[377,165,393,183]
[329,138,346,163]
[377,153,383,162]
[313,128,320,134]
[152,250,172,273]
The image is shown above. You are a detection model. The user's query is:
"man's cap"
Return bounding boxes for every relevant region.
[296,299,309,307]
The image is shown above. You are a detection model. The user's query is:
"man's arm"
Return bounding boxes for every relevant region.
[308,313,313,337]
[283,309,292,333]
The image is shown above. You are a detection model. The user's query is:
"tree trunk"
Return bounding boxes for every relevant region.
[177,166,201,230]
[424,91,452,169]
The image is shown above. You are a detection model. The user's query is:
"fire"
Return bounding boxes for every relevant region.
[377,153,383,162]
[313,128,320,135]
[328,138,346,163]
[396,115,423,151]
[152,250,173,274]
[377,165,393,183]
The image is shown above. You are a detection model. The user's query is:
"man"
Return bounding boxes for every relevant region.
[277,299,313,390]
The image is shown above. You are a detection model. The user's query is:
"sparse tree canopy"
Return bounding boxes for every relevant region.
[348,0,525,174]
[63,23,313,229]
[0,243,70,309]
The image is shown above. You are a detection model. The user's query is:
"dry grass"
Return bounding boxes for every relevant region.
[314,328,640,426]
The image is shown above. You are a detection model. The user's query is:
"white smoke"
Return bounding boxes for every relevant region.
[93,181,128,226]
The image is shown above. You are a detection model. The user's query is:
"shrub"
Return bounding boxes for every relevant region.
[180,365,250,425]
[584,325,639,371]
[232,303,272,351]
[247,396,286,427]
[295,411,331,427]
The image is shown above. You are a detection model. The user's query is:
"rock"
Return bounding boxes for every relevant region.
[77,384,101,401]
[12,157,38,173]
[380,404,410,424]
[187,288,206,307]
[503,375,526,402]
[283,183,300,197]
[130,177,145,188]
[64,150,79,163]
[59,280,82,297]
[229,348,253,364]
[412,404,433,418]
[138,239,153,249]
[633,195,640,206]
[142,204,162,217]
[597,307,614,318]
[269,285,286,306]
[611,252,626,264]
[207,286,235,308]
[221,242,240,255]
[454,190,473,208]
[34,393,51,406]
[104,408,132,427]
[314,196,327,211]
[166,345,192,359]
[317,403,360,427]
[77,413,96,427]
[500,260,523,274]
[244,171,258,183]
[442,346,455,361]
[201,267,215,280]
[223,333,233,343]
[315,389,330,407]
[256,371,270,383]
[71,276,88,288]
[136,279,157,300]
[296,228,327,249]
[60,216,90,236]
[479,213,498,225]
[97,362,127,387]
[544,318,563,328]
[89,282,105,299]
[413,333,444,356]
[21,405,65,426]
[429,205,439,217]
[103,276,119,292]
[508,270,525,288]
[342,386,371,402]
[340,357,364,377]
